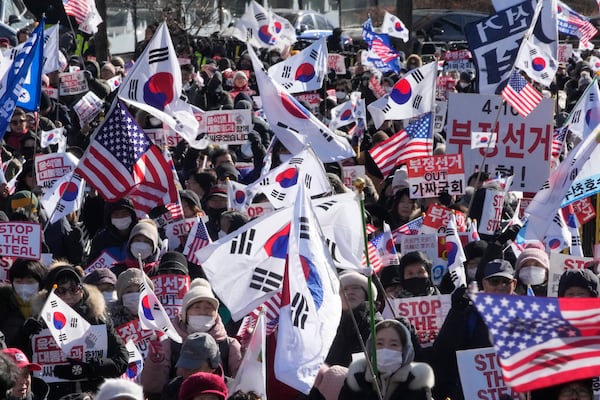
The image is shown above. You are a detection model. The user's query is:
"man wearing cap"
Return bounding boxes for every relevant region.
[2,348,48,400]
[432,259,517,400]
[204,185,229,240]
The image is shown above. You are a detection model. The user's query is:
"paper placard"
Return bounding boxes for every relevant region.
[548,252,594,297]
[0,222,42,260]
[197,109,252,145]
[165,218,197,250]
[85,251,118,275]
[150,274,191,318]
[59,70,89,96]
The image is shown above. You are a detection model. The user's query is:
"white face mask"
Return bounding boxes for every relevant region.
[130,242,153,260]
[112,216,132,231]
[187,315,216,333]
[102,291,117,304]
[13,282,38,302]
[335,91,346,100]
[218,230,227,239]
[519,266,546,286]
[376,348,403,375]
[122,292,140,314]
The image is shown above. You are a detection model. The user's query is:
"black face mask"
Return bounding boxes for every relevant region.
[206,207,226,220]
[403,277,431,295]
[529,284,548,297]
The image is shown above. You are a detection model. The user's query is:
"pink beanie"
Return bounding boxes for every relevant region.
[516,241,549,270]
[314,364,348,400]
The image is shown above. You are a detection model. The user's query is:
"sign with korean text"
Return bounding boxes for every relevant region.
[35,153,77,190]
[558,43,573,64]
[32,326,107,383]
[342,165,366,190]
[382,294,451,347]
[59,70,89,95]
[420,203,466,235]
[42,87,58,100]
[406,154,465,198]
[433,101,447,135]
[328,53,346,74]
[446,93,553,192]
[196,109,252,145]
[547,252,594,297]
[442,49,473,72]
[436,76,456,101]
[457,347,520,400]
[116,318,164,360]
[165,218,197,250]
[150,274,191,318]
[295,92,321,114]
[84,252,118,275]
[0,222,41,260]
[73,91,104,128]
[572,197,596,225]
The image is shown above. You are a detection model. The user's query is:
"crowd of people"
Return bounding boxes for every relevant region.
[0,11,597,400]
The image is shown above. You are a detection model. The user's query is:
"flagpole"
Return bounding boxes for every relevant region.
[353,177,382,395]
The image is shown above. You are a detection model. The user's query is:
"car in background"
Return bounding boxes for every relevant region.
[272,8,352,45]
[412,9,489,43]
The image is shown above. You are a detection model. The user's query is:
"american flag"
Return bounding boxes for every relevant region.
[237,293,281,347]
[501,70,543,118]
[183,217,211,265]
[552,126,568,158]
[75,100,178,211]
[361,240,384,273]
[370,38,398,63]
[368,113,432,178]
[63,0,91,24]
[392,216,424,242]
[472,293,600,392]
[557,1,598,46]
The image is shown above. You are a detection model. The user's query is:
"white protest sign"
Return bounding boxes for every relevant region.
[479,189,505,235]
[165,218,197,250]
[35,153,77,191]
[328,53,346,74]
[59,70,89,95]
[42,87,58,100]
[197,109,252,145]
[406,154,465,198]
[558,43,573,64]
[547,252,594,297]
[246,202,275,219]
[382,294,451,347]
[0,222,41,260]
[457,347,521,400]
[400,234,438,261]
[433,100,447,135]
[0,256,14,283]
[85,251,118,275]
[342,165,365,190]
[443,49,473,72]
[32,325,107,383]
[446,93,553,192]
[150,274,191,318]
[73,91,104,128]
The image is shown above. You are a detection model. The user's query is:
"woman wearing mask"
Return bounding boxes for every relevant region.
[334,79,351,104]
[88,199,138,263]
[340,319,434,399]
[111,219,161,276]
[0,259,47,350]
[514,241,549,296]
[380,251,439,299]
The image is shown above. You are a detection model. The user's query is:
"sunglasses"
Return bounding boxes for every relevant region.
[55,284,82,296]
[485,277,513,286]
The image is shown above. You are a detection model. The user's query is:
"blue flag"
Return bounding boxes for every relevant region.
[0,18,45,138]
[362,18,400,74]
[16,20,44,112]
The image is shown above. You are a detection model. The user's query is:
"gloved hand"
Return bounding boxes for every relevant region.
[22,318,43,336]
[247,130,261,145]
[496,224,521,244]
[82,69,93,82]
[451,285,470,310]
[53,358,96,380]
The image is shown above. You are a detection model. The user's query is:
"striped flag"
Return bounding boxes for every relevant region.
[183,217,212,265]
[62,0,91,24]
[552,126,568,158]
[361,241,384,273]
[472,294,600,392]
[368,113,433,177]
[392,216,424,242]
[501,70,543,117]
[557,1,598,46]
[75,100,178,212]
[237,293,281,346]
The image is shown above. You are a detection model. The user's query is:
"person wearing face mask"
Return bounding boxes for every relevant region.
[171,278,242,379]
[455,71,475,93]
[111,219,161,276]
[381,251,439,299]
[204,186,230,240]
[333,79,351,104]
[514,241,550,296]
[83,268,118,307]
[0,259,46,350]
[88,199,138,264]
[438,240,488,294]
[340,319,434,399]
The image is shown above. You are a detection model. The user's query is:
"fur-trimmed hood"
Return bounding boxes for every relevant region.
[31,284,107,323]
[345,354,434,398]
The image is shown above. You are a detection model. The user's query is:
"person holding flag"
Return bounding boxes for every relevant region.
[29,263,128,399]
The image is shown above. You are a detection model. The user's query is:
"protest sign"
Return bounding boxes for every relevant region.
[35,153,77,191]
[0,256,14,283]
[328,53,346,74]
[165,218,197,250]
[406,154,465,198]
[196,109,252,145]
[442,49,473,72]
[548,252,594,297]
[457,347,520,400]
[382,294,451,347]
[85,252,118,275]
[479,189,505,236]
[342,165,366,190]
[558,43,573,64]
[572,197,596,225]
[446,93,553,192]
[0,222,41,260]
[150,274,191,318]
[420,204,466,235]
[73,91,104,128]
[246,202,275,219]
[433,101,447,135]
[59,70,89,95]
[32,326,107,383]
[116,319,164,360]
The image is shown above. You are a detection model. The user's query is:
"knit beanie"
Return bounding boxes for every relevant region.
[115,268,154,301]
[181,278,219,322]
[339,270,377,299]
[95,378,144,400]
[128,219,159,252]
[158,252,189,275]
[558,269,600,297]
[10,190,38,214]
[179,372,228,400]
[515,241,549,271]
[314,365,348,400]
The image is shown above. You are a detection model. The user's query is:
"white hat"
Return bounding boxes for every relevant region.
[95,378,144,400]
[181,278,220,322]
[339,271,378,299]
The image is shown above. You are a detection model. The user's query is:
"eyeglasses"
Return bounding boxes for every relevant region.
[485,277,513,286]
[55,284,82,296]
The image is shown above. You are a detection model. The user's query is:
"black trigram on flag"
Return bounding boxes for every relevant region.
[304,174,312,189]
[316,200,337,211]
[70,317,78,328]
[299,216,310,239]
[249,267,283,293]
[449,269,462,284]
[319,128,333,142]
[230,229,256,255]
[282,82,294,90]
[128,79,139,101]
[55,203,66,213]
[412,94,423,109]
[291,293,309,329]
[50,300,58,308]
[128,350,136,358]
[281,65,292,79]
[540,72,549,80]
[270,189,286,201]
[256,12,267,21]
[259,177,271,186]
[277,121,300,133]
[382,104,392,114]
[149,47,169,64]
[325,238,341,263]
[529,48,538,57]
[289,157,304,165]
[57,333,68,343]
[309,49,318,60]
[411,69,424,84]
